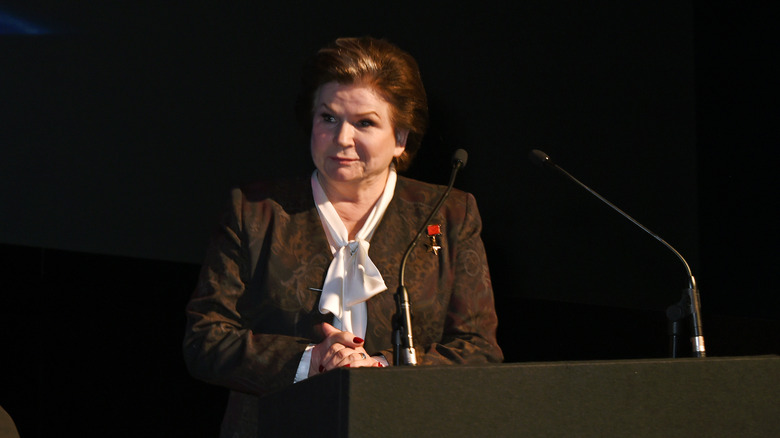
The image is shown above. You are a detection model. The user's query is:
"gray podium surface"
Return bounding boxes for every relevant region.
[257,355,779,437]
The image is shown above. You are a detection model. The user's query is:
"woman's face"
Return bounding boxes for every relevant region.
[311,81,406,190]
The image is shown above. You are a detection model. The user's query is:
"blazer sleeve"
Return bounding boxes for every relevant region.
[182,188,311,396]
[418,192,504,365]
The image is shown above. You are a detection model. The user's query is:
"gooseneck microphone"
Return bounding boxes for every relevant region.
[394,149,468,366]
[529,149,705,358]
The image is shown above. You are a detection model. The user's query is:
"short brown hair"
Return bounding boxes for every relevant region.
[296,37,429,171]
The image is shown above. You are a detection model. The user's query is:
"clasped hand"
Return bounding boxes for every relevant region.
[309,322,383,376]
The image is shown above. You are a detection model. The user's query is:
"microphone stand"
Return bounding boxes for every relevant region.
[529,149,705,358]
[679,278,705,357]
[393,149,467,365]
[666,278,705,357]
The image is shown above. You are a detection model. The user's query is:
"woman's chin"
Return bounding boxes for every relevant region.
[321,167,362,184]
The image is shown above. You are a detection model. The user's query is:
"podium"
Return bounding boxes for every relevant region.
[257,356,779,437]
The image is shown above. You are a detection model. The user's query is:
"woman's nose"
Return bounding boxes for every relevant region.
[335,122,354,147]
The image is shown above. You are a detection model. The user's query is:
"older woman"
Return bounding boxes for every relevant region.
[183,36,502,437]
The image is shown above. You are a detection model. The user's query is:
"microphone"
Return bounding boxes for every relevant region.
[529,149,705,358]
[393,148,468,366]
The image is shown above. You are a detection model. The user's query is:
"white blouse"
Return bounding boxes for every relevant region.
[294,167,397,381]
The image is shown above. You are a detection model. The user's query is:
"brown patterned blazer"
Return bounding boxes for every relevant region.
[183,174,503,435]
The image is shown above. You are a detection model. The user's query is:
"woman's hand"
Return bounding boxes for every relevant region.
[309,322,383,376]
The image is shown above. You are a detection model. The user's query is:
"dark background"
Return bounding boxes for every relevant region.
[1,1,777,436]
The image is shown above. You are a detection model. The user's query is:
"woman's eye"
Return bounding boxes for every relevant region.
[320,114,336,123]
[358,119,374,127]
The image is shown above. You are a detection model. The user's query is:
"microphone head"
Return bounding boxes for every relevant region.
[529,149,553,168]
[452,148,468,168]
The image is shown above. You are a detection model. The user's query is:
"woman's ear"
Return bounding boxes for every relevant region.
[395,129,410,148]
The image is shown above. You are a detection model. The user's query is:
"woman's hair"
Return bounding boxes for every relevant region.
[296,36,429,171]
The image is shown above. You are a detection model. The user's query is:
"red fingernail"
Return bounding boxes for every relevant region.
[353,337,364,343]
[344,364,351,368]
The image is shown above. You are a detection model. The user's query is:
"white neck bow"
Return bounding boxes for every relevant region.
[311,168,397,337]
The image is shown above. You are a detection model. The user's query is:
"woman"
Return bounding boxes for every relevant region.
[183,36,503,436]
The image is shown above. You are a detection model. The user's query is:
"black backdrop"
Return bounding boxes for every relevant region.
[1,1,778,437]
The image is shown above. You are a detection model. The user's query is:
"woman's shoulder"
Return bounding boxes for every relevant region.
[395,174,472,205]
[393,175,482,238]
[230,175,314,213]
[240,175,309,198]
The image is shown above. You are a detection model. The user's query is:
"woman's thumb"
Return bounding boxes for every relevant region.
[321,322,341,337]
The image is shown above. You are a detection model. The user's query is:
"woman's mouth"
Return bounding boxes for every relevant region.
[330,156,358,164]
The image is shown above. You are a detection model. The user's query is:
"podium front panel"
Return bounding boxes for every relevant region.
[257,356,779,437]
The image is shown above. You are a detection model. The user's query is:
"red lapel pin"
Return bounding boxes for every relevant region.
[426,224,442,255]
